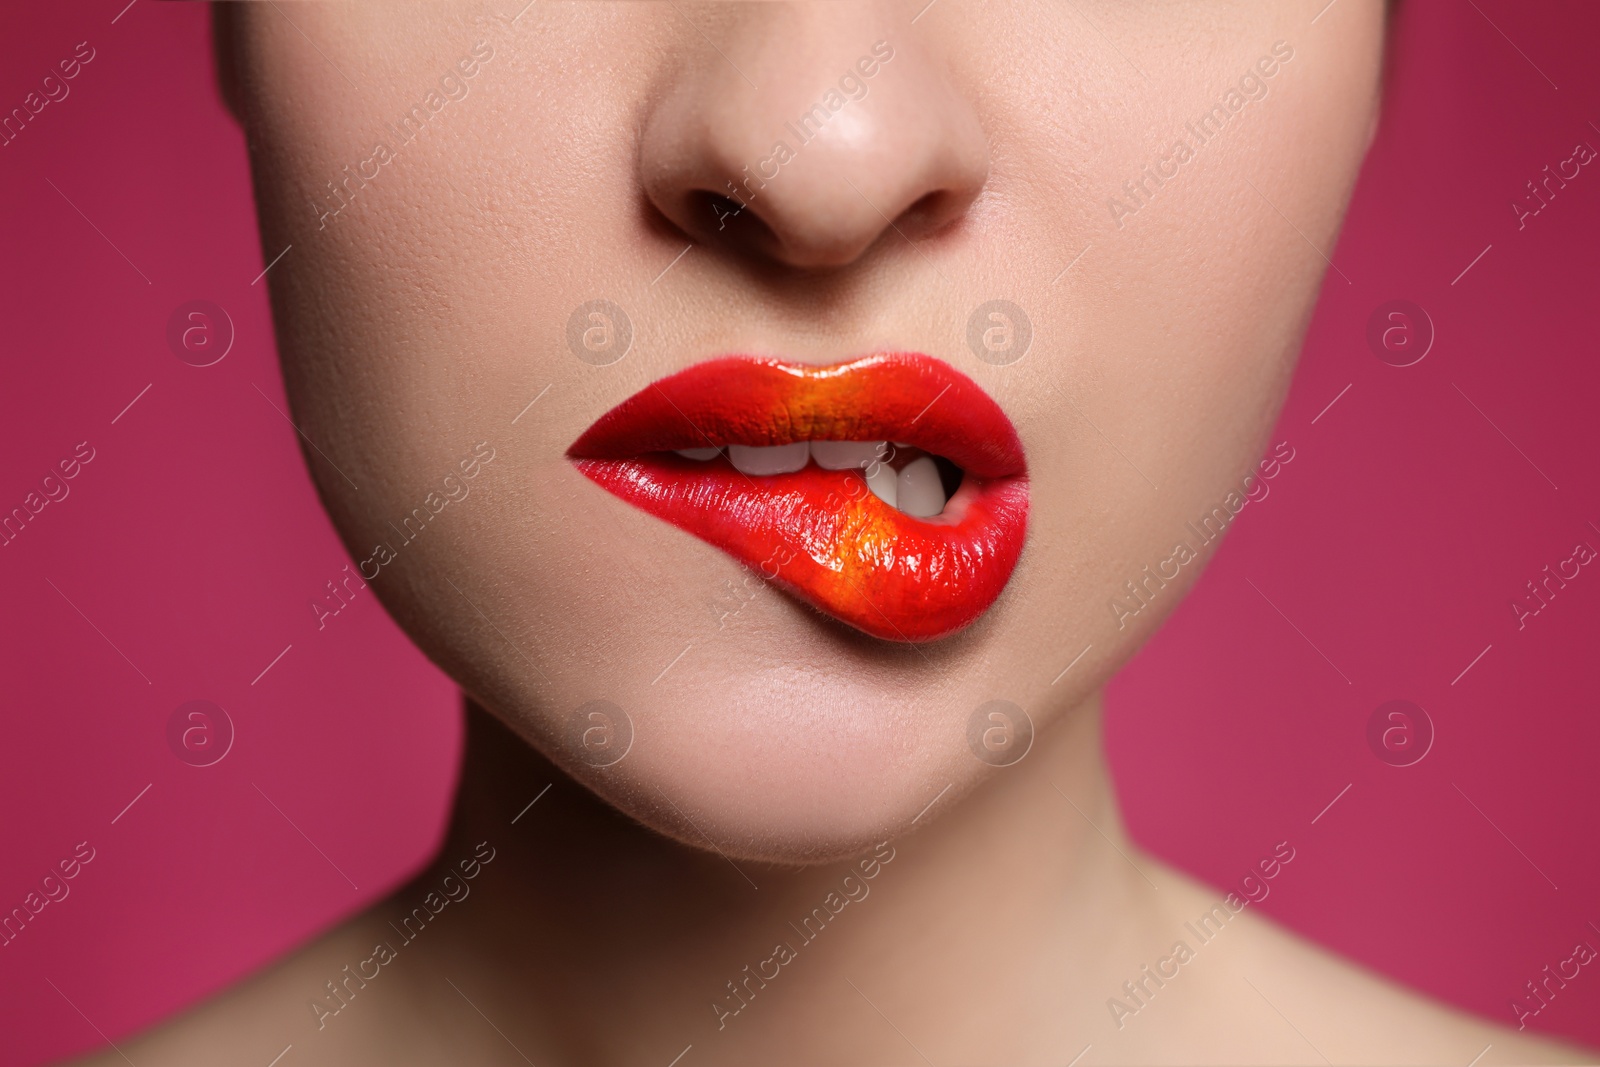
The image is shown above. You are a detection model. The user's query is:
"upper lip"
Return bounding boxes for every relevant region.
[566,353,1026,476]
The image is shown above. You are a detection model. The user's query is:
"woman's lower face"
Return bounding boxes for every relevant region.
[227,0,1384,862]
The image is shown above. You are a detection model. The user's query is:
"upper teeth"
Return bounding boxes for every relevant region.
[810,440,888,471]
[673,441,951,517]
[725,442,810,475]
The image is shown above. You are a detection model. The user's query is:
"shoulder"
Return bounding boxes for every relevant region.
[1136,857,1593,1065]
[67,909,425,1067]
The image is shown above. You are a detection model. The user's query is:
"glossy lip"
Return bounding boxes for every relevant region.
[567,353,1029,641]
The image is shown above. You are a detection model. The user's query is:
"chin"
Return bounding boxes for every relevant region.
[503,648,991,866]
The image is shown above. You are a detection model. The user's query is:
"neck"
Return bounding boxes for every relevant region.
[410,691,1167,1062]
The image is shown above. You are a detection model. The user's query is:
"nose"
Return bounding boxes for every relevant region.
[638,5,989,271]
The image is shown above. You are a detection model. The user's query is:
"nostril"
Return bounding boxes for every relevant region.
[899,188,973,240]
[696,191,747,232]
[687,188,780,254]
[904,190,943,222]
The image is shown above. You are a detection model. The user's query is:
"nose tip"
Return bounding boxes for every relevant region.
[639,14,988,271]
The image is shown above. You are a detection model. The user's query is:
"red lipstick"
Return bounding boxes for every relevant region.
[567,354,1028,641]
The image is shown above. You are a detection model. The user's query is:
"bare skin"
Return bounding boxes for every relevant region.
[72,6,1596,1061]
[83,692,1590,1066]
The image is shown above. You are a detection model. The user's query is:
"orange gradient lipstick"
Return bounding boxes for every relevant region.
[568,354,1028,641]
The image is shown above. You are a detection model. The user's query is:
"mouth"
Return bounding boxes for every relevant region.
[567,353,1029,642]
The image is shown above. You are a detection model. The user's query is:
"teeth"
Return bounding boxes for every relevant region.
[895,456,947,517]
[864,462,898,509]
[727,442,811,476]
[672,440,952,519]
[810,440,888,471]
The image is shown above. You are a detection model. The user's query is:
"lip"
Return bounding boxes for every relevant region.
[567,353,1029,641]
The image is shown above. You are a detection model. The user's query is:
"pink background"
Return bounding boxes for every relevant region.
[2,1,1598,1062]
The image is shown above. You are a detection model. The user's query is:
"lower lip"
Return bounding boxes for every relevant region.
[572,455,1028,641]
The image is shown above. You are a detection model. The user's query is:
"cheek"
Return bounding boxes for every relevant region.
[1000,10,1379,673]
